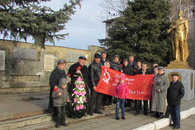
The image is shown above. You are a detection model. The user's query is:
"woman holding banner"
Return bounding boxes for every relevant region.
[151,66,169,118]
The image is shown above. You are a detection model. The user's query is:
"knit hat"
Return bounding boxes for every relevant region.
[58,78,68,88]
[158,66,165,71]
[114,55,120,59]
[57,59,66,65]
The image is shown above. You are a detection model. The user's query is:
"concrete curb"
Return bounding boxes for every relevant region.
[133,106,195,130]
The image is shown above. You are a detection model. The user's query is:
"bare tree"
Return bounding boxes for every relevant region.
[99,0,129,20]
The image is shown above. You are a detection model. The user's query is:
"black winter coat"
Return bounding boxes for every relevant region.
[49,67,66,89]
[167,81,184,105]
[67,62,89,86]
[89,61,102,89]
[136,69,152,75]
[110,61,122,72]
[122,64,134,76]
[128,61,135,69]
[101,59,109,66]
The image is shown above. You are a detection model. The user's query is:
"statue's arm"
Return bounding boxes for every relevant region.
[184,20,189,40]
[167,23,176,33]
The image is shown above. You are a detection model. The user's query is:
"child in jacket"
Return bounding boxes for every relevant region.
[52,78,69,128]
[114,74,129,120]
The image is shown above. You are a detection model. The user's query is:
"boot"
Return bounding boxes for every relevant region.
[61,116,67,126]
[55,118,61,128]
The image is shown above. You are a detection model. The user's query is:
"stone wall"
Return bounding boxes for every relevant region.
[0,40,104,93]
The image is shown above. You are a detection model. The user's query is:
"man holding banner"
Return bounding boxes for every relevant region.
[96,65,154,114]
[135,63,152,115]
[88,53,103,115]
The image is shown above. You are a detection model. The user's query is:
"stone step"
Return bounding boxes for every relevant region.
[0,105,116,130]
[0,110,46,122]
[0,114,52,130]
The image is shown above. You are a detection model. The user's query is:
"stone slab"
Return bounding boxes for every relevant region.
[13,48,37,60]
[165,69,195,100]
[66,53,83,63]
[44,54,55,71]
[0,50,5,71]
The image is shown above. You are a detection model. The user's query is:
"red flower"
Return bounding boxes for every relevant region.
[120,64,123,67]
[53,87,58,92]
[76,66,82,71]
[66,73,71,77]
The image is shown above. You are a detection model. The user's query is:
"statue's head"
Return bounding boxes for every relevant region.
[178,10,183,18]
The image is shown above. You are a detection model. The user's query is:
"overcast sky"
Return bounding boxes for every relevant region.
[44,0,106,49]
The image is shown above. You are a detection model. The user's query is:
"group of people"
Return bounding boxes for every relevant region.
[48,52,184,129]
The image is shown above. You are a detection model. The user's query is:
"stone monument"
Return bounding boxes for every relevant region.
[166,10,194,100]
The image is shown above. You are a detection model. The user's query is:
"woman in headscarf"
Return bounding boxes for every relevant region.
[151,66,169,118]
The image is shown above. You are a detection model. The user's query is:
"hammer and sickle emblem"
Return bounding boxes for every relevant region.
[102,68,110,84]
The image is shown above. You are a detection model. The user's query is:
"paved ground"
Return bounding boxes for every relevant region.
[49,111,158,130]
[162,114,195,130]
[0,92,194,129]
[49,98,195,130]
[0,92,48,121]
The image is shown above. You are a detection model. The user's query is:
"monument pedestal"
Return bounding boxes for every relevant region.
[165,68,195,101]
[166,61,194,100]
[166,61,192,69]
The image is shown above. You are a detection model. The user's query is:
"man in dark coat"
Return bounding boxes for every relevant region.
[122,58,134,108]
[122,58,134,76]
[128,56,135,69]
[48,59,66,115]
[101,52,112,106]
[167,74,184,129]
[135,63,151,115]
[67,56,89,91]
[134,61,142,74]
[88,53,103,115]
[101,51,109,66]
[67,56,89,118]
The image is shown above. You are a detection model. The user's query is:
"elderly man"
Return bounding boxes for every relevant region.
[67,56,89,88]
[48,59,67,116]
[167,74,184,129]
[88,53,103,115]
[67,56,89,118]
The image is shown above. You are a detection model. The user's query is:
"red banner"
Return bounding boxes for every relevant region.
[96,66,154,100]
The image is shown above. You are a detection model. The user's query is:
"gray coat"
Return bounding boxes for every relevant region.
[52,87,69,107]
[151,73,169,114]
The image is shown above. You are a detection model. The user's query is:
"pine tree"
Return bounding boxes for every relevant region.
[0,0,81,48]
[100,0,173,66]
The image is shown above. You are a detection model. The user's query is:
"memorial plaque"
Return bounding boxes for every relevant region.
[44,54,55,71]
[13,48,37,60]
[0,50,5,71]
[67,53,82,62]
